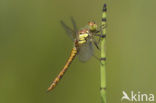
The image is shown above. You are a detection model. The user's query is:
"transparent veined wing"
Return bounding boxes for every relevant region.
[78,40,94,62]
[70,17,78,39]
[60,20,76,41]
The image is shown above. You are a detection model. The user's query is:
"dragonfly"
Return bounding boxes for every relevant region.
[47,4,107,92]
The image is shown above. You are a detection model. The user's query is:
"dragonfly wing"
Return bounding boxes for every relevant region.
[78,40,94,62]
[70,17,78,39]
[60,20,76,41]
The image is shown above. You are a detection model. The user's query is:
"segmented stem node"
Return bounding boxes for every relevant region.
[100,3,107,103]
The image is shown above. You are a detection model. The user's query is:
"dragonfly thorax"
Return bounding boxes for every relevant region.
[78,29,89,45]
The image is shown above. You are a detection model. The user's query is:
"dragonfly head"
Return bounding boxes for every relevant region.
[88,21,97,32]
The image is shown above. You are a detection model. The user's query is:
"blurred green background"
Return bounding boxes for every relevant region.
[0,0,156,103]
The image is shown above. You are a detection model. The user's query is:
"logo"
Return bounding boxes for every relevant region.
[121,91,154,102]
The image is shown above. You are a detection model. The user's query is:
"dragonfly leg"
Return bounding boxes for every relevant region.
[101,24,107,29]
[97,25,107,44]
[94,33,106,46]
[93,55,106,64]
[94,34,106,38]
[92,38,100,50]
[95,24,107,33]
[94,24,107,44]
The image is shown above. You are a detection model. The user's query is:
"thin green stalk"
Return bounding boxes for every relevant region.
[100,4,107,103]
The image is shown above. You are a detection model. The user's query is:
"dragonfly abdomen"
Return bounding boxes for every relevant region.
[47,47,77,92]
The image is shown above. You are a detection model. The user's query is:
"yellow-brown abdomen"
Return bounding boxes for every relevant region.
[47,47,77,92]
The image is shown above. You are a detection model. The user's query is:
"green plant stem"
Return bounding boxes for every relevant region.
[100,4,107,103]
